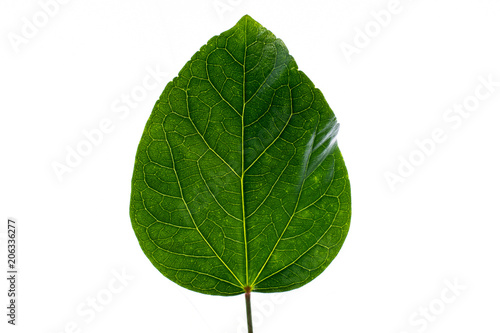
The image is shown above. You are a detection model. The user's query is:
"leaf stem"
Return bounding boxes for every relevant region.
[244,287,253,333]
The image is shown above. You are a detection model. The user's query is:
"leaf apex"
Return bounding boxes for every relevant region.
[238,14,259,27]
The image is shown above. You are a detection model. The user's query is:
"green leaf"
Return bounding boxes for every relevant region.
[130,15,351,296]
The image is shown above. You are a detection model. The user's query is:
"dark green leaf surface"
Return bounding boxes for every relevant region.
[130,15,351,296]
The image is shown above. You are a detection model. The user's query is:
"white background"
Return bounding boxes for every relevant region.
[1,0,500,332]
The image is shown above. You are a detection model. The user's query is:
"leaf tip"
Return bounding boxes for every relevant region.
[238,14,259,27]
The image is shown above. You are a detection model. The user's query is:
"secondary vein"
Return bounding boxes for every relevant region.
[162,121,245,288]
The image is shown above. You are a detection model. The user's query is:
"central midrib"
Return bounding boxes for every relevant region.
[241,16,249,289]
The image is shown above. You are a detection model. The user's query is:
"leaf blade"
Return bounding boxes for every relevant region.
[130,15,351,296]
